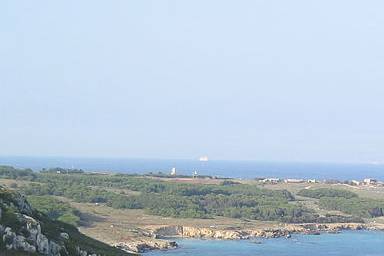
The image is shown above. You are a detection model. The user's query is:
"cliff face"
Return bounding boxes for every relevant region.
[0,186,64,255]
[0,215,63,255]
[0,186,130,256]
[153,225,291,239]
[152,223,370,240]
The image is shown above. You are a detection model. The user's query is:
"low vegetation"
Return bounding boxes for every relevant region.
[319,197,384,218]
[0,166,364,223]
[0,165,36,180]
[27,196,81,226]
[22,174,310,222]
[298,188,384,218]
[297,188,358,199]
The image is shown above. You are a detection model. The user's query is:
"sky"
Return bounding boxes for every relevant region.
[1,0,384,162]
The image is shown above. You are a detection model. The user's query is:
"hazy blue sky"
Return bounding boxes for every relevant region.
[1,1,384,162]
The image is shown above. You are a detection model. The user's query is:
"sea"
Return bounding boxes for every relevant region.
[146,231,384,256]
[1,156,384,181]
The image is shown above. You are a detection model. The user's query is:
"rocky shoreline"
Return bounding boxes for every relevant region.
[115,222,384,253]
[152,223,371,239]
[114,239,177,254]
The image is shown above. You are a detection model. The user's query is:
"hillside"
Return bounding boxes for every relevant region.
[0,185,132,256]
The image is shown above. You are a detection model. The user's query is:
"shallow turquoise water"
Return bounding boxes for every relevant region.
[146,231,384,256]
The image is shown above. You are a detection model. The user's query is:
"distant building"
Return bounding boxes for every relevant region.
[262,178,281,183]
[193,170,198,178]
[364,178,377,185]
[284,179,304,183]
[307,179,317,183]
[351,180,361,186]
[170,167,177,176]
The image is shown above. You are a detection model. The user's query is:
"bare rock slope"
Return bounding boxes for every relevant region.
[0,186,131,256]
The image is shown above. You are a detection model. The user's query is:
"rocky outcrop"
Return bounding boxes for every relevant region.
[300,223,366,232]
[0,220,101,256]
[2,226,36,252]
[0,186,131,256]
[76,247,98,256]
[115,239,177,253]
[153,225,292,240]
[151,222,374,241]
[0,213,66,255]
[0,187,66,256]
[181,226,249,239]
[153,226,183,237]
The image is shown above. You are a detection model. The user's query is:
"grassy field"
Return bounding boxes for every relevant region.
[66,200,279,244]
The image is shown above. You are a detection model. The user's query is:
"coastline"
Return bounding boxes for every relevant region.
[2,167,384,255]
[114,222,384,253]
[139,230,384,256]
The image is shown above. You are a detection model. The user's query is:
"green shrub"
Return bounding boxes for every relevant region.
[27,196,81,226]
[297,188,358,199]
[319,197,384,218]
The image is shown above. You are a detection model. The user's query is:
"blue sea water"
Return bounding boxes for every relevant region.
[147,231,384,256]
[1,156,384,180]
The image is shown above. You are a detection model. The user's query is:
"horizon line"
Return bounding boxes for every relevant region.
[0,154,383,166]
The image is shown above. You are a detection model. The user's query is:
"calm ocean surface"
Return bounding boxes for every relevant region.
[1,156,384,180]
[147,231,384,256]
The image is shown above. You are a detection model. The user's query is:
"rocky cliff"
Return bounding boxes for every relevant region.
[151,222,371,240]
[0,186,131,256]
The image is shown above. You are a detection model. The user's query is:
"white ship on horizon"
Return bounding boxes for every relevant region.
[199,156,209,162]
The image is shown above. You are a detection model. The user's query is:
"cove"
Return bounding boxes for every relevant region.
[147,231,384,256]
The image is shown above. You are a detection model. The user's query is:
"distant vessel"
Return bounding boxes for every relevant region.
[170,167,177,176]
[199,156,209,162]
